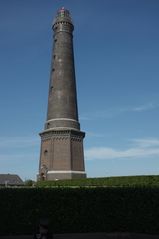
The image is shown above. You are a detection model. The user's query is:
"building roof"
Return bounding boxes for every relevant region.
[0,174,24,186]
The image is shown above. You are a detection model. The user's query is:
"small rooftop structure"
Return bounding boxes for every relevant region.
[52,7,73,26]
[0,174,24,186]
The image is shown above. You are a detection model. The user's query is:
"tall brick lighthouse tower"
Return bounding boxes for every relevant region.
[38,8,86,180]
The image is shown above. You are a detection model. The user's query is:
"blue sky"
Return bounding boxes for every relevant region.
[0,0,159,180]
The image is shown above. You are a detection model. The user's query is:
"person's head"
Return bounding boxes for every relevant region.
[39,218,49,234]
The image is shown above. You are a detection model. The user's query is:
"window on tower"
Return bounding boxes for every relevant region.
[44,150,48,156]
[50,86,53,93]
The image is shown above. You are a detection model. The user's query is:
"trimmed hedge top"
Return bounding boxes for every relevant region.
[36,175,159,187]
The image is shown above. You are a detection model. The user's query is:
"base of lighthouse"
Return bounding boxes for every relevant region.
[46,170,86,180]
[38,129,86,181]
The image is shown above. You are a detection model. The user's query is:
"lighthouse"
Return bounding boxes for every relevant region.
[38,8,86,180]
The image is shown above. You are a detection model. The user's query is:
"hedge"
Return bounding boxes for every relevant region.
[0,187,159,235]
[36,175,159,187]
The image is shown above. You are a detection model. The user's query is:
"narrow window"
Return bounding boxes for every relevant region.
[50,86,53,92]
[44,150,48,156]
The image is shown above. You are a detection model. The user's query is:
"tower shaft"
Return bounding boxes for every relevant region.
[46,14,79,130]
[38,8,86,180]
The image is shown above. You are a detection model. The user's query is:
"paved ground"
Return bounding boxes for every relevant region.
[1,233,159,239]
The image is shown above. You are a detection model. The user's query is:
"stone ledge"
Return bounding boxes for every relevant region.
[1,233,159,239]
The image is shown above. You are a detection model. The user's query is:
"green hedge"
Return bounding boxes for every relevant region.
[0,187,159,235]
[36,175,159,187]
